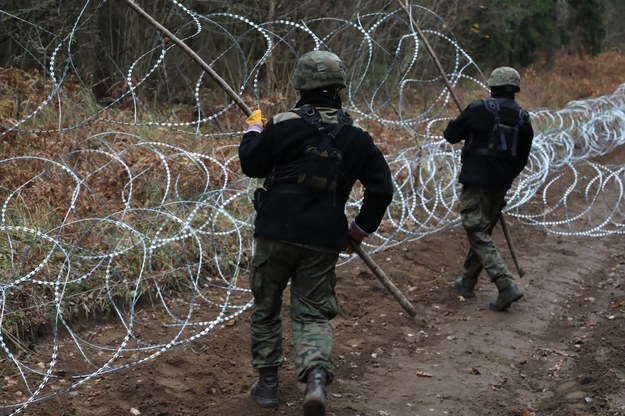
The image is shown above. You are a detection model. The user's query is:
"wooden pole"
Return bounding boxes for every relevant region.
[121,0,252,117]
[395,0,524,277]
[122,0,419,315]
[498,214,525,277]
[351,243,418,317]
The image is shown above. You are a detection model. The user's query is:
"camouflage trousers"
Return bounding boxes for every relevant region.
[459,185,514,289]
[249,237,338,384]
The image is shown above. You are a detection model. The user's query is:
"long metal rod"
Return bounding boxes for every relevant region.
[122,0,418,316]
[395,0,524,277]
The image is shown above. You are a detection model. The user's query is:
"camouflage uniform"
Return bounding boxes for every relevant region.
[459,186,514,291]
[249,237,337,383]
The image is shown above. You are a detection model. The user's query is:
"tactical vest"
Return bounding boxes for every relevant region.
[264,104,353,193]
[465,98,529,160]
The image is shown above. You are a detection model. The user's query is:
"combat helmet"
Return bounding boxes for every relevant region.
[292,50,347,91]
[486,66,521,92]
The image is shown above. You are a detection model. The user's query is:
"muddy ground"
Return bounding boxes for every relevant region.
[19,224,625,416]
[6,166,625,416]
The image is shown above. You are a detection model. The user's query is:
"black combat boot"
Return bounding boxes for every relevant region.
[303,367,327,416]
[250,367,279,408]
[489,282,523,311]
[454,277,476,299]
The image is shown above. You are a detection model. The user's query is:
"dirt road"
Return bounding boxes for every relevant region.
[14,213,623,416]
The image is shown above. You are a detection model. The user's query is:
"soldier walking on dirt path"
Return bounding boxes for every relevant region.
[238,50,394,415]
[443,66,534,311]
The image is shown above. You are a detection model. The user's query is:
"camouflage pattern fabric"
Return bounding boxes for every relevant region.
[249,237,338,383]
[459,185,515,290]
[292,50,347,90]
[486,66,521,90]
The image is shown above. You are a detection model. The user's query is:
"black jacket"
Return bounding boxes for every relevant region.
[239,93,393,251]
[443,92,534,190]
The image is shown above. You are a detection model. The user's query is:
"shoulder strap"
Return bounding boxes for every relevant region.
[327,109,353,140]
[481,98,507,151]
[481,98,500,114]
[508,108,524,157]
[294,105,353,153]
[294,104,326,134]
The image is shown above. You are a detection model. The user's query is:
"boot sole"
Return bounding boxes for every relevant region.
[303,397,326,416]
[489,292,523,311]
[250,394,279,409]
[250,383,279,408]
[454,280,475,299]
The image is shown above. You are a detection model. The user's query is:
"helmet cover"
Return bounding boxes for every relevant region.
[487,66,521,92]
[292,51,347,90]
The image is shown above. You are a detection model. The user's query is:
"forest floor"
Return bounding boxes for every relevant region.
[18,147,625,416]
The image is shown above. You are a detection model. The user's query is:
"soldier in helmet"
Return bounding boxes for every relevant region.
[443,66,534,311]
[239,50,393,415]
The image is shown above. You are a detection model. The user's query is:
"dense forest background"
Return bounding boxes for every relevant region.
[0,0,623,103]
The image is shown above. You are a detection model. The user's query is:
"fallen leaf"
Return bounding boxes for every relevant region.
[519,408,533,416]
